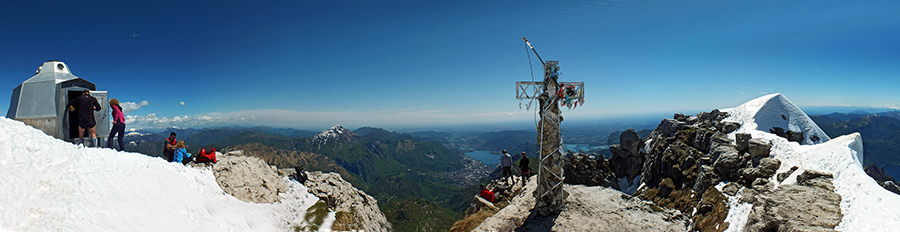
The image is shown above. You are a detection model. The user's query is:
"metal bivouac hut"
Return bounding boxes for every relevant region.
[6,61,110,142]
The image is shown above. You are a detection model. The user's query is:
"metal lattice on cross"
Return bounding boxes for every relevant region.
[515,38,585,217]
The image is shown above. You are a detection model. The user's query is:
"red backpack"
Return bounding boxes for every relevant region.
[197,147,217,163]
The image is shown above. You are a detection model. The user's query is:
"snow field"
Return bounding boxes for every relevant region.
[0,117,324,232]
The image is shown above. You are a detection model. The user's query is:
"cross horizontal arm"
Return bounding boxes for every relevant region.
[515,81,584,100]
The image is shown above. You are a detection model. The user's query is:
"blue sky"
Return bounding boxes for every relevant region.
[2,0,899,130]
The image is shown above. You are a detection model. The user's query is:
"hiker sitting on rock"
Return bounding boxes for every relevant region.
[479,184,496,203]
[173,140,193,164]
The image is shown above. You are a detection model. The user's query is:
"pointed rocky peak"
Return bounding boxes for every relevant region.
[722,93,830,145]
[314,125,358,143]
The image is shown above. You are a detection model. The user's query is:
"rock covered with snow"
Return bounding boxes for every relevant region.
[722,93,830,145]
[721,93,900,231]
[304,171,392,232]
[313,125,358,143]
[0,116,324,231]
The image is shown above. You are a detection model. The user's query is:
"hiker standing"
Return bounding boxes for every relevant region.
[500,150,513,180]
[163,132,177,162]
[519,152,531,179]
[66,89,101,146]
[107,98,126,151]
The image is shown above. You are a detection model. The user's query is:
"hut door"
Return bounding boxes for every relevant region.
[90,91,110,138]
[66,90,83,139]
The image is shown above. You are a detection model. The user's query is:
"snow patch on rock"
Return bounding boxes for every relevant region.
[721,93,900,231]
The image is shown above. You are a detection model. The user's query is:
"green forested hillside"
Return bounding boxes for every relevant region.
[811,114,900,166]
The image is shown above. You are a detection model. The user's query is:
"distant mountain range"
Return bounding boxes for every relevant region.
[123,125,491,232]
[810,111,900,166]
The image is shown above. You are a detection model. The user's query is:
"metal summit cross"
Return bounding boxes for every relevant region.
[515,37,584,217]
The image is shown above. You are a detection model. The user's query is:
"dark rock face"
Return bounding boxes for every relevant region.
[864,164,900,195]
[777,166,799,183]
[608,129,646,184]
[743,170,843,232]
[563,153,618,189]
[768,127,805,144]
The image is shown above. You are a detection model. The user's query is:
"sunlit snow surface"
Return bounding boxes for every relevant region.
[721,93,900,231]
[0,117,326,231]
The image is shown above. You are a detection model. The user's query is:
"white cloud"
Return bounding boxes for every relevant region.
[124,108,538,130]
[759,92,768,95]
[179,102,185,106]
[120,101,150,114]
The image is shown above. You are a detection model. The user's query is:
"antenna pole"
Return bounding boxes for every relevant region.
[521,37,545,65]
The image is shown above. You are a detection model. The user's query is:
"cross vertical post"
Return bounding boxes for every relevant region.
[516,60,584,217]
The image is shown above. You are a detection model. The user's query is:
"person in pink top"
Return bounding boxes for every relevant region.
[107,98,127,151]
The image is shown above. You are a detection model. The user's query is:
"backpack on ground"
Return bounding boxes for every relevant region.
[197,147,217,163]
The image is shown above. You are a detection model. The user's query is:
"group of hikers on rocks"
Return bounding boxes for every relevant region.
[481,149,533,203]
[162,132,217,165]
[66,89,216,165]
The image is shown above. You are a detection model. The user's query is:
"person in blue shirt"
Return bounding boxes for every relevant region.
[173,140,193,165]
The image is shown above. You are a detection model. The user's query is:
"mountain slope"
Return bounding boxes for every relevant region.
[811,115,900,166]
[0,117,322,231]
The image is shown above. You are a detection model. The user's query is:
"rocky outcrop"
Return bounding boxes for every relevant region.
[768,127,805,144]
[564,153,618,189]
[608,129,646,185]
[864,164,900,195]
[743,170,843,232]
[304,171,392,232]
[212,155,289,204]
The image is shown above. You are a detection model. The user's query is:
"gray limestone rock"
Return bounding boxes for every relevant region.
[735,133,752,152]
[744,170,842,232]
[721,122,741,134]
[747,138,772,158]
[777,166,799,183]
[712,145,741,179]
[305,171,392,232]
[212,155,288,204]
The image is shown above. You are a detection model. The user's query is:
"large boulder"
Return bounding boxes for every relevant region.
[212,155,288,204]
[747,138,771,158]
[744,170,843,232]
[712,145,741,179]
[656,118,687,138]
[735,133,751,152]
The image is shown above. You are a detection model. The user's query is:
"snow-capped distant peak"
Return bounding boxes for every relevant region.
[722,93,830,145]
[313,125,357,142]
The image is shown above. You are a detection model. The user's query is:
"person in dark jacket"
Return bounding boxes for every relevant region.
[66,89,102,146]
[163,132,177,162]
[107,98,126,151]
[519,152,531,179]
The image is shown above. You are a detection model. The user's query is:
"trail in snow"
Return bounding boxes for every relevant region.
[0,117,323,232]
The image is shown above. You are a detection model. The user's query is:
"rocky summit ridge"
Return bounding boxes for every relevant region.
[467,93,900,231]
